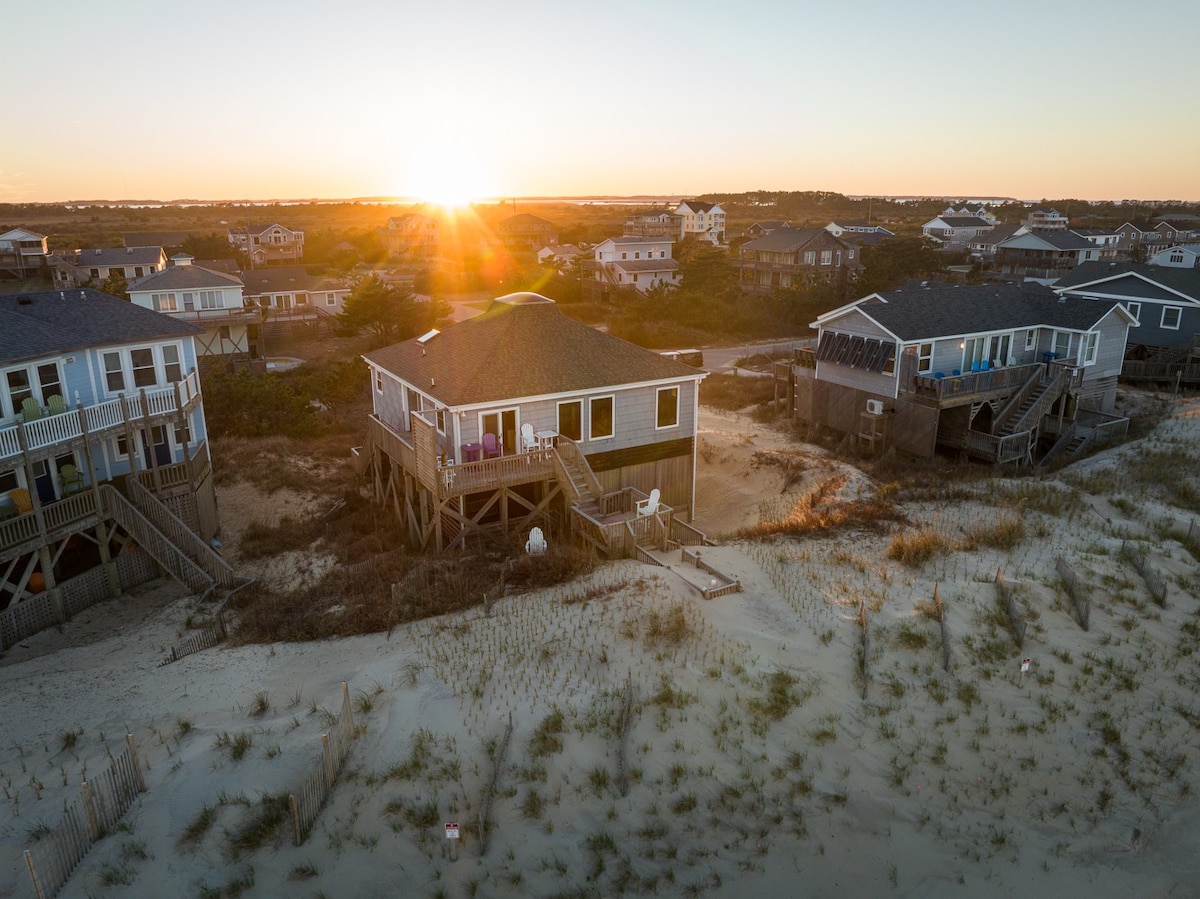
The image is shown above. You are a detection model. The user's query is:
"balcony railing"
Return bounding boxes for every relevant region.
[0,371,201,463]
[912,363,1040,403]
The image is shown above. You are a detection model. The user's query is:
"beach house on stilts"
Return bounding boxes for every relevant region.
[359,292,709,554]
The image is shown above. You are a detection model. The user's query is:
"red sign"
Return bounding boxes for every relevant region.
[445,823,460,839]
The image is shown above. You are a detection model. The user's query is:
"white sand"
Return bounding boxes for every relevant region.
[2,401,1199,898]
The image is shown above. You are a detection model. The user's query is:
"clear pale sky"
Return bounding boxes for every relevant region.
[4,0,1197,203]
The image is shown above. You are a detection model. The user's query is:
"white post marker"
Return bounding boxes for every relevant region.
[446,822,460,860]
[1019,657,1031,684]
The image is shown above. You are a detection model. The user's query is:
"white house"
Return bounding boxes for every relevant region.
[128,255,261,367]
[1149,244,1200,269]
[586,237,680,295]
[674,201,725,245]
[0,228,50,279]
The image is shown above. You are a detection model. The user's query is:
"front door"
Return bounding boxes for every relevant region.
[141,425,171,468]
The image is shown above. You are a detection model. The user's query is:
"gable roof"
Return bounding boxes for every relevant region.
[74,246,165,266]
[239,265,318,295]
[498,214,555,231]
[0,289,199,365]
[0,228,48,242]
[816,284,1124,342]
[935,216,994,228]
[232,224,299,236]
[969,223,1025,246]
[128,263,244,292]
[363,293,702,406]
[997,231,1094,251]
[677,200,720,214]
[1053,262,1200,302]
[742,227,838,252]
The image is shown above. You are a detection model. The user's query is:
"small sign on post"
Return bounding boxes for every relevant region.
[1019,657,1031,685]
[445,822,460,860]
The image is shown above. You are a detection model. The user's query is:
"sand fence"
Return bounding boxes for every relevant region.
[289,682,356,846]
[23,735,147,899]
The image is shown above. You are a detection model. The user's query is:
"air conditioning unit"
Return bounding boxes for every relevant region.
[865,399,884,415]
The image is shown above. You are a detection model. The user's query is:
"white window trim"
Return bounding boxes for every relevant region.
[917,342,934,374]
[1024,330,1036,351]
[1161,306,1181,330]
[557,398,583,441]
[374,370,384,394]
[1125,302,1140,323]
[589,394,615,441]
[1082,331,1099,366]
[655,386,680,431]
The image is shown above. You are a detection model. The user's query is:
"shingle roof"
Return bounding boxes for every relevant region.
[239,266,317,295]
[363,293,703,406]
[603,235,673,247]
[936,216,993,228]
[1054,262,1200,301]
[742,227,830,252]
[75,246,165,266]
[129,264,244,292]
[832,284,1118,342]
[999,231,1093,251]
[679,200,718,213]
[970,224,1024,246]
[0,289,199,365]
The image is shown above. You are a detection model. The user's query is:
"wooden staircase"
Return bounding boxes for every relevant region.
[995,368,1066,437]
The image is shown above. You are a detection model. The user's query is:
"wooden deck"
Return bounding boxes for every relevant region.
[913,363,1042,406]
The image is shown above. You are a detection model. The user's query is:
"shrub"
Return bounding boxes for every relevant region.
[887,528,953,567]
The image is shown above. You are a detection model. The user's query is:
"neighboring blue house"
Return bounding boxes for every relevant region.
[1,289,230,624]
[1054,262,1200,354]
[787,283,1134,462]
[360,292,708,553]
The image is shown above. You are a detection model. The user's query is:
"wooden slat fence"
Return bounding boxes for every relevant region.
[1054,556,1090,630]
[681,547,741,599]
[289,683,356,845]
[1120,540,1168,607]
[994,567,1026,647]
[477,713,513,857]
[933,583,951,672]
[24,736,146,899]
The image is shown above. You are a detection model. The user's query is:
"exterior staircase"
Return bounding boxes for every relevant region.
[101,479,240,594]
[995,367,1066,436]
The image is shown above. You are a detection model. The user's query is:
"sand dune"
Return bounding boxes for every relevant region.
[2,403,1198,898]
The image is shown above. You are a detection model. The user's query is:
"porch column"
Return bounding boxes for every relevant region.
[139,388,162,494]
[14,422,47,536]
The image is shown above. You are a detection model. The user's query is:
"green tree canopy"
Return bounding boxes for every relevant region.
[337,273,450,346]
[857,236,945,296]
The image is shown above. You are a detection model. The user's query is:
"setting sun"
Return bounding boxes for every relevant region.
[402,144,496,208]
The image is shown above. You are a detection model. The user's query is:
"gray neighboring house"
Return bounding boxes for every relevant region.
[783,283,1134,462]
[52,246,168,288]
[1054,262,1200,379]
[993,231,1099,282]
[360,292,707,553]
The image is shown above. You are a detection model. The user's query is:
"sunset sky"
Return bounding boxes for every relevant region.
[4,0,1198,203]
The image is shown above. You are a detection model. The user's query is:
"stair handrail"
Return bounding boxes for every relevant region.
[1007,366,1067,435]
[991,367,1043,433]
[554,438,605,499]
[99,486,214,594]
[1037,422,1077,467]
[126,476,239,587]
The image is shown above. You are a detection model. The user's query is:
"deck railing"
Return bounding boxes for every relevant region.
[961,429,1032,464]
[913,363,1040,402]
[0,371,201,463]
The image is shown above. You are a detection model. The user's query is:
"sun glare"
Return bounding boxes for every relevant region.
[404,145,495,208]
